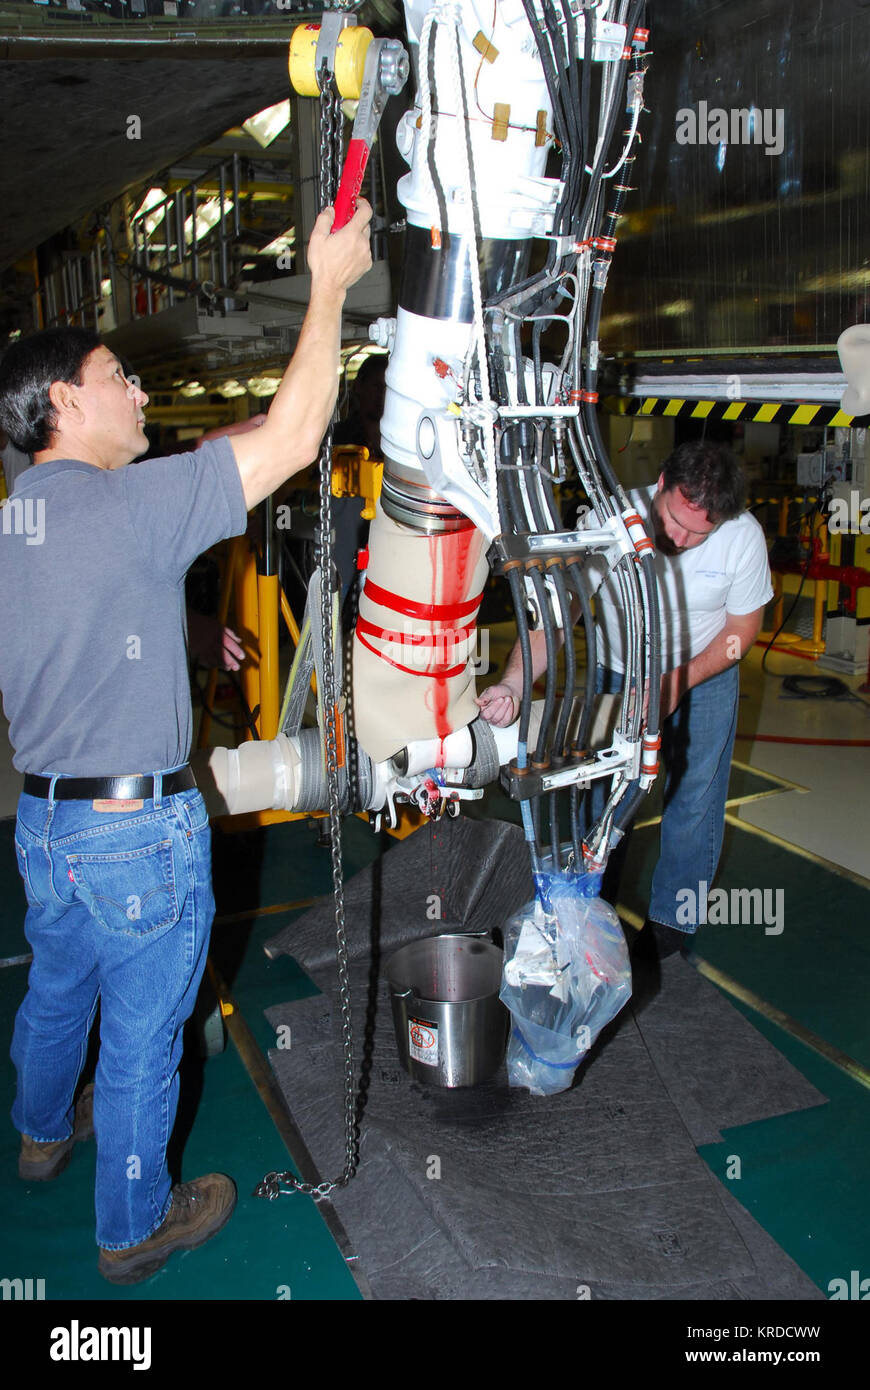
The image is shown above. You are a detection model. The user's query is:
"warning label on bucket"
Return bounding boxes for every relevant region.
[409,1017,439,1067]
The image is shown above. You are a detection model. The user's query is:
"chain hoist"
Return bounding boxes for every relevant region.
[255,41,358,1206]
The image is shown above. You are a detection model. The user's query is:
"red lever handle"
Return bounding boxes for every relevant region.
[332,138,371,231]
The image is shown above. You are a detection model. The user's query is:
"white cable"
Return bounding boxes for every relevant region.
[585,100,642,179]
[440,3,498,515]
[416,9,441,242]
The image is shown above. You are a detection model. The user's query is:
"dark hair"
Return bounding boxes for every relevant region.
[660,440,745,523]
[0,327,103,453]
[352,353,387,387]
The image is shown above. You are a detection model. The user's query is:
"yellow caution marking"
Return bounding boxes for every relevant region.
[622,397,853,428]
[789,403,820,425]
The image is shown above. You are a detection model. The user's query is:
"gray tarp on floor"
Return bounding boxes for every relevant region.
[263,818,827,1300]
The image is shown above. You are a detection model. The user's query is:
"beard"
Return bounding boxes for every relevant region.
[649,500,682,555]
[653,527,683,556]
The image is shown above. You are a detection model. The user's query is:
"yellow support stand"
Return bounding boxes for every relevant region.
[235,540,262,737]
[331,444,383,521]
[257,572,280,740]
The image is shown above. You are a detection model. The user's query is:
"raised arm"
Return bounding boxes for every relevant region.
[232,201,373,509]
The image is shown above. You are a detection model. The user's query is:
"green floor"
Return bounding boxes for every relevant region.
[2,769,868,1301]
[0,813,384,1301]
[619,816,870,1298]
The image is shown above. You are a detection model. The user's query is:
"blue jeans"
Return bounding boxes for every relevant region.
[590,663,739,932]
[10,781,214,1249]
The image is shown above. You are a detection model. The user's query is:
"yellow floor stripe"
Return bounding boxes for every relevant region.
[724,813,870,891]
[729,758,808,795]
[206,960,374,1298]
[693,958,870,1092]
[214,897,320,927]
[614,907,870,1091]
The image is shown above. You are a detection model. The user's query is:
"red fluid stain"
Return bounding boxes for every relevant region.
[426,524,479,762]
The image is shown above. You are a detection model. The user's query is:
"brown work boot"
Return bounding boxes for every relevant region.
[18,1082,95,1182]
[98,1174,237,1285]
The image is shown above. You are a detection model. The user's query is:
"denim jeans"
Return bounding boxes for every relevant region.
[589,663,740,932]
[10,780,214,1249]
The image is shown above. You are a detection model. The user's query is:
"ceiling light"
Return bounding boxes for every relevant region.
[218,380,248,398]
[180,381,206,397]
[184,198,233,247]
[133,188,168,237]
[260,228,296,257]
[242,99,292,149]
[247,376,281,397]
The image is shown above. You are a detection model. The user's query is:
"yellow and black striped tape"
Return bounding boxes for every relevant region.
[613,397,855,427]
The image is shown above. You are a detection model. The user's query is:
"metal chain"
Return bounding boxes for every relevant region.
[255,65,359,1205]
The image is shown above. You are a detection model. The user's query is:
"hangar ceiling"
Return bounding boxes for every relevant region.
[0,48,291,273]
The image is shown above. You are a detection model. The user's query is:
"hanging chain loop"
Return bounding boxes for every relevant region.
[255,49,359,1205]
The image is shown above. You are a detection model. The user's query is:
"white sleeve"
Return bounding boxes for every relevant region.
[725,515,774,615]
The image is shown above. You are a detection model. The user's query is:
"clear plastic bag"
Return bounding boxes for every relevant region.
[499,864,631,1096]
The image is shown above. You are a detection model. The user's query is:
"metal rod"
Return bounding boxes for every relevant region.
[219,161,228,293]
[133,220,141,318]
[190,182,198,281]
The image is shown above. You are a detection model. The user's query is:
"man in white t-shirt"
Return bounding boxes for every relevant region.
[478,441,773,958]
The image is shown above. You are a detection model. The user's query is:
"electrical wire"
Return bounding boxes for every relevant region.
[761,488,827,677]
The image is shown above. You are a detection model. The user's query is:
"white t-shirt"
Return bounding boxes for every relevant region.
[585,485,773,673]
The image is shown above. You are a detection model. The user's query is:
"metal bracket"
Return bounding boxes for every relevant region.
[315,9,356,89]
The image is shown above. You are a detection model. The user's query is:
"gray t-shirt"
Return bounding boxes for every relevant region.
[0,437,247,775]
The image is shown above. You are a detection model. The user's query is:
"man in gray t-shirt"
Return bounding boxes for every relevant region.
[0,200,372,1284]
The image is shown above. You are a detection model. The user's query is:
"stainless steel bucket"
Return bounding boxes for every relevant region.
[386,933,509,1088]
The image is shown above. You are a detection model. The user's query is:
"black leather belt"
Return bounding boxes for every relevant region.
[23,766,196,801]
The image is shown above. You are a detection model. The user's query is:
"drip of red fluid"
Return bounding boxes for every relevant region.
[426,524,478,766]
